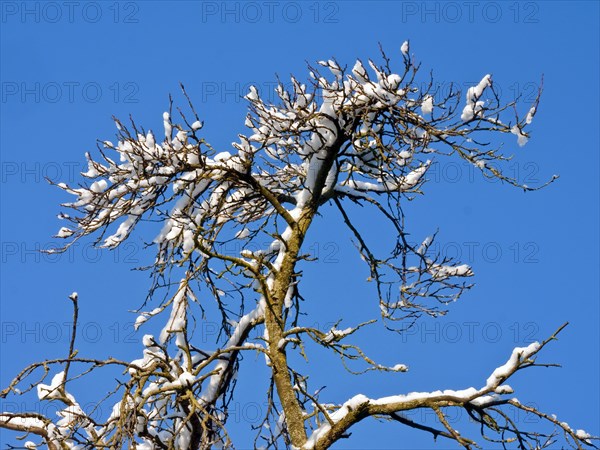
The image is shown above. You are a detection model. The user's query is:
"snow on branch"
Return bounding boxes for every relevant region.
[303,324,598,450]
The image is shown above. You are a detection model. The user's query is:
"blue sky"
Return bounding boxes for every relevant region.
[1,1,598,448]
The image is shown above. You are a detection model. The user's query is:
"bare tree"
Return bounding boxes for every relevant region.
[1,44,596,450]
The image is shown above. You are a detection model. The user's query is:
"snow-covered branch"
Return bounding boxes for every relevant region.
[303,325,597,450]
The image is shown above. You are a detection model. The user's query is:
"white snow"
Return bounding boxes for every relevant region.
[163,112,172,141]
[0,415,47,430]
[485,342,540,388]
[338,161,430,194]
[159,279,189,344]
[89,179,108,193]
[427,262,473,280]
[511,125,529,147]
[246,85,259,101]
[142,334,155,347]
[145,131,155,149]
[352,60,369,83]
[200,298,266,404]
[400,41,409,55]
[575,429,591,440]
[235,228,250,239]
[134,307,162,331]
[56,227,75,238]
[469,75,492,100]
[416,236,432,255]
[494,384,514,394]
[421,95,433,115]
[214,151,231,162]
[461,74,491,121]
[304,394,370,449]
[37,371,65,400]
[525,105,536,124]
[323,326,354,343]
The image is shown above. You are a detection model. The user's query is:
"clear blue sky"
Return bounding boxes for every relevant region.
[1,1,598,448]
